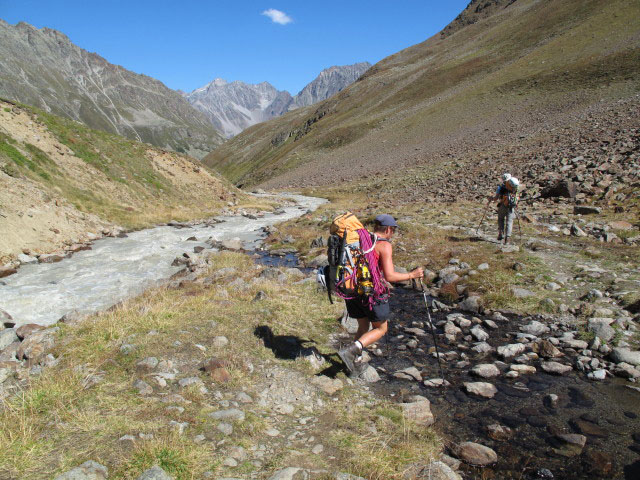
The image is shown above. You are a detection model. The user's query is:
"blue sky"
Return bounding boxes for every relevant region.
[0,1,470,94]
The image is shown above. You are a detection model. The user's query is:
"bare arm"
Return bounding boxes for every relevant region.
[376,241,423,282]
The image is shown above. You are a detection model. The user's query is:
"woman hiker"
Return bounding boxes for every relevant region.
[338,214,424,374]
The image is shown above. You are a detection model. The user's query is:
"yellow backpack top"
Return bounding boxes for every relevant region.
[329,211,364,245]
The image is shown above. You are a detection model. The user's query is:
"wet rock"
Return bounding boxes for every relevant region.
[584,451,613,477]
[510,365,536,375]
[553,434,587,457]
[394,367,422,382]
[541,361,572,375]
[311,375,343,395]
[0,266,17,278]
[464,382,497,398]
[136,465,174,480]
[444,322,462,336]
[534,339,563,358]
[610,347,640,366]
[613,362,640,379]
[587,369,607,380]
[54,460,108,480]
[571,418,609,438]
[0,329,19,350]
[511,287,535,298]
[15,323,44,340]
[472,342,494,354]
[521,320,549,336]
[456,441,497,466]
[401,397,434,426]
[544,394,559,408]
[486,424,513,441]
[221,238,243,250]
[470,325,489,342]
[17,328,56,364]
[471,364,500,378]
[404,461,462,480]
[497,343,526,359]
[424,378,450,388]
[267,468,309,480]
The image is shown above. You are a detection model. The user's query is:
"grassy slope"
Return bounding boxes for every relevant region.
[0,252,440,479]
[204,0,640,188]
[0,100,270,230]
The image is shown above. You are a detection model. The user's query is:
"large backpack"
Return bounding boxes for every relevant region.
[319,212,387,306]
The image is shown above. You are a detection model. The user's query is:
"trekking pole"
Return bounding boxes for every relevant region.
[475,202,490,235]
[514,207,523,242]
[418,279,446,385]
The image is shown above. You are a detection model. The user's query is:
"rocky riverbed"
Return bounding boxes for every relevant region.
[345,286,640,479]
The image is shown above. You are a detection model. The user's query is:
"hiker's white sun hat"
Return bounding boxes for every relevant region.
[502,173,512,182]
[508,177,520,187]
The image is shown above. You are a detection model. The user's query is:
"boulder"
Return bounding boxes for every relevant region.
[15,323,45,340]
[570,224,587,237]
[17,328,56,364]
[486,424,513,442]
[520,320,549,336]
[534,339,563,358]
[307,254,328,268]
[311,375,343,395]
[511,287,535,298]
[0,329,19,350]
[394,367,422,382]
[610,348,640,366]
[574,206,601,215]
[401,398,434,426]
[497,343,526,359]
[0,266,17,278]
[459,296,482,314]
[470,325,489,342]
[588,318,615,342]
[54,460,108,480]
[541,361,572,375]
[456,442,498,466]
[463,382,497,398]
[209,409,245,422]
[360,365,381,383]
[471,364,500,378]
[136,465,174,480]
[541,180,577,199]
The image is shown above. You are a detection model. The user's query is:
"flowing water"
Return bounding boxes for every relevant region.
[364,288,640,480]
[0,194,326,328]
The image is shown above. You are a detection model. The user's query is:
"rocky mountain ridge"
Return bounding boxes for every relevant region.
[0,20,223,158]
[185,62,371,138]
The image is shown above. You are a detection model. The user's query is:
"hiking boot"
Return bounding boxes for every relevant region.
[338,343,361,373]
[504,236,510,245]
[352,354,368,377]
[497,234,503,241]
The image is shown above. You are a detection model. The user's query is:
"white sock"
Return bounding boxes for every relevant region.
[355,340,364,352]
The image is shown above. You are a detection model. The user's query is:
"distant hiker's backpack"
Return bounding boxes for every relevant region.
[318,212,388,308]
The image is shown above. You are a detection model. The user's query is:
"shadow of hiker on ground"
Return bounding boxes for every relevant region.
[253,325,345,378]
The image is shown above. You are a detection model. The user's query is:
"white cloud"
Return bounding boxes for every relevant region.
[262,8,292,25]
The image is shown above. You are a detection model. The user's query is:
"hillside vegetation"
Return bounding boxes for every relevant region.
[204,0,640,189]
[0,100,264,261]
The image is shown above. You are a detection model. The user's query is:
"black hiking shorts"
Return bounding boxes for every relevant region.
[346,297,390,323]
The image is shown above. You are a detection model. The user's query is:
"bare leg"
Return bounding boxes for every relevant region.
[357,320,388,348]
[355,317,370,341]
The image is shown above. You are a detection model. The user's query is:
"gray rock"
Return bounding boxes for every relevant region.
[394,366,422,382]
[588,318,615,342]
[497,343,526,359]
[211,336,229,348]
[459,296,482,314]
[564,339,589,350]
[477,263,489,271]
[541,361,572,375]
[17,253,38,264]
[136,465,174,480]
[571,223,588,237]
[336,474,368,480]
[587,369,607,380]
[0,328,18,350]
[307,254,328,268]
[54,460,108,480]
[471,364,500,378]
[457,442,498,466]
[545,282,561,291]
[209,408,245,422]
[311,375,343,395]
[520,320,549,336]
[401,398,434,426]
[464,382,497,398]
[510,365,536,375]
[217,422,233,435]
[472,342,494,354]
[574,206,601,215]
[136,357,159,372]
[470,325,489,342]
[134,380,153,395]
[511,287,535,298]
[267,467,309,480]
[610,348,640,366]
[360,365,380,383]
[554,434,587,457]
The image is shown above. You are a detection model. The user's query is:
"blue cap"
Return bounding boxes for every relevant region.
[375,214,398,228]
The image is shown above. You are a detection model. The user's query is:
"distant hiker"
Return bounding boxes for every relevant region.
[332,213,423,374]
[489,173,520,244]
